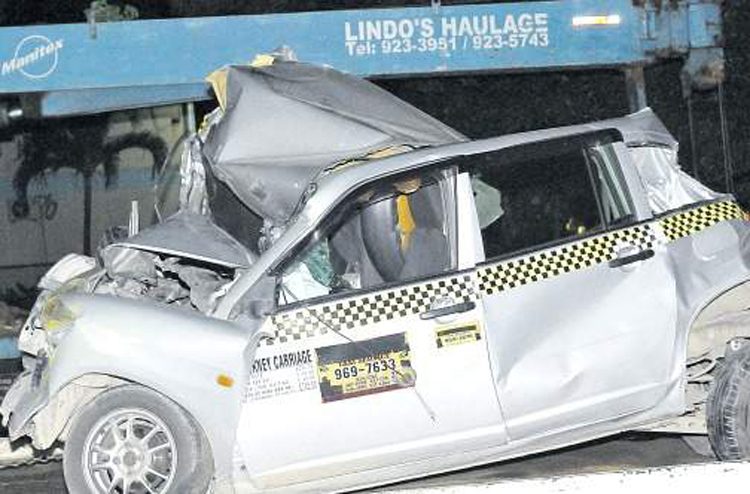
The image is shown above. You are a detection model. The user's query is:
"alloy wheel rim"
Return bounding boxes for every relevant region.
[82,407,177,493]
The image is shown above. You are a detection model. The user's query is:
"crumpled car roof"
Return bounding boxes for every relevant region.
[202,61,467,224]
[583,107,678,150]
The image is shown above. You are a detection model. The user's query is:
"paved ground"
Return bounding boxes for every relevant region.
[377,433,706,491]
[0,433,706,493]
[0,462,66,493]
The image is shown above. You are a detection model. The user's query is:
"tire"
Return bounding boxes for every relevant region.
[63,384,213,493]
[707,346,750,459]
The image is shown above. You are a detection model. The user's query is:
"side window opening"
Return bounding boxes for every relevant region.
[276,167,457,306]
[458,132,633,262]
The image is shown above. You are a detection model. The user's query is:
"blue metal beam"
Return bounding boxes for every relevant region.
[0,0,722,117]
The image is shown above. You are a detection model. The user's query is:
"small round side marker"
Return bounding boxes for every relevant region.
[216,374,234,388]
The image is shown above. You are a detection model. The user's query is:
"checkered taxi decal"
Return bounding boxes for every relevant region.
[478,224,656,296]
[263,200,745,346]
[267,275,475,346]
[658,200,744,241]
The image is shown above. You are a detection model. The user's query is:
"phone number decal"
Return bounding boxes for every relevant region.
[344,13,549,57]
[316,333,414,403]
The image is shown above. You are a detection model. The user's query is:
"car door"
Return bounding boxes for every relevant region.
[235,164,506,490]
[458,131,678,440]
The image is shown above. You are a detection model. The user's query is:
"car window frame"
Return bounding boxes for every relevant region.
[584,142,637,227]
[268,162,460,314]
[457,129,638,265]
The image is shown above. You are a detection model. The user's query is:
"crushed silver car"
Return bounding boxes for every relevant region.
[3,59,750,494]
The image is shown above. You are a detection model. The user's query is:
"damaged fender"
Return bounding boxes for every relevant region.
[3,293,257,488]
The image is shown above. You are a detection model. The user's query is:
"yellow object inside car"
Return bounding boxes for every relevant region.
[396,195,416,251]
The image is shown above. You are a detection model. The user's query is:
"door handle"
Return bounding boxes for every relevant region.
[609,248,654,268]
[420,301,476,320]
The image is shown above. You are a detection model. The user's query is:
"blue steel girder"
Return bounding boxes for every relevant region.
[0,0,723,117]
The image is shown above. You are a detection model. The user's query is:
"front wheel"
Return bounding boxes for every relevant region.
[63,384,213,493]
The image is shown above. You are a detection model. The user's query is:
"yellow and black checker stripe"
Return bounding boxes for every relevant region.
[658,200,744,241]
[478,224,656,295]
[266,274,475,346]
[267,200,745,346]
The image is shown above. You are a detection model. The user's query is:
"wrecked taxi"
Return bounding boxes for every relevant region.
[4,61,750,494]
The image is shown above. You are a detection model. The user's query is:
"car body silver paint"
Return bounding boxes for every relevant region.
[229,366,691,494]
[12,293,253,491]
[473,132,682,440]
[483,239,680,439]
[668,220,750,364]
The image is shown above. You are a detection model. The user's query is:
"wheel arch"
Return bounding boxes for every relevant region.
[686,279,750,361]
[28,366,226,471]
[28,373,129,450]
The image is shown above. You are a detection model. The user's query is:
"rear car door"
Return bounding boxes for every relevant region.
[458,131,679,440]
[236,164,506,489]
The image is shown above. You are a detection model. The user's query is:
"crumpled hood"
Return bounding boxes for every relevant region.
[202,61,467,224]
[105,210,255,269]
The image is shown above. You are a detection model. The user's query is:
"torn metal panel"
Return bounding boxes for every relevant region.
[202,61,466,224]
[178,133,209,215]
[169,262,234,313]
[100,246,158,281]
[1,370,47,440]
[106,210,255,269]
[97,249,236,311]
[18,374,127,449]
[628,146,725,213]
[176,108,223,216]
[37,254,98,291]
